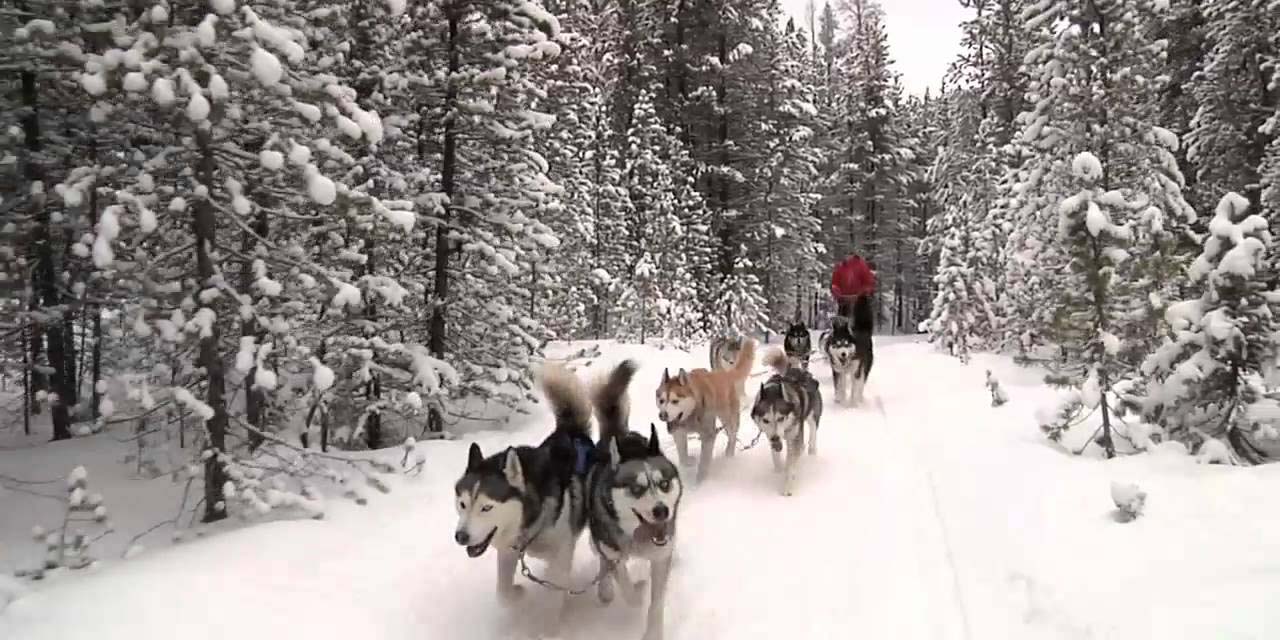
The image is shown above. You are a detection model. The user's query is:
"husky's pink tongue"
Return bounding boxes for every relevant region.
[633,520,671,546]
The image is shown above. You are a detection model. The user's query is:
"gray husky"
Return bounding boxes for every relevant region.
[709,333,750,406]
[751,347,823,496]
[453,361,631,632]
[588,363,682,640]
[708,334,745,371]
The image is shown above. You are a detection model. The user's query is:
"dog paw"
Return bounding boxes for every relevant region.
[641,625,664,640]
[498,585,526,604]
[624,580,647,607]
[598,579,615,605]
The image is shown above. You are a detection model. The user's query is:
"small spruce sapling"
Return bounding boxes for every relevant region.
[16,466,112,580]
[1110,481,1146,523]
[986,370,1009,407]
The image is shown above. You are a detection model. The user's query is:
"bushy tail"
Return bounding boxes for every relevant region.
[539,363,593,437]
[731,338,757,381]
[592,359,639,445]
[763,347,789,375]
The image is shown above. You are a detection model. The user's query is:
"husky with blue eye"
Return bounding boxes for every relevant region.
[751,347,823,496]
[452,360,635,633]
[588,361,682,640]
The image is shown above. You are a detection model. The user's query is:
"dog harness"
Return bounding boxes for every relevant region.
[570,433,594,477]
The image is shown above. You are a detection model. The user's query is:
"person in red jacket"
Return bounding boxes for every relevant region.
[830,255,875,331]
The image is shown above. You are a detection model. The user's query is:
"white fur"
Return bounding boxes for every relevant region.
[594,455,681,640]
[454,458,584,635]
[828,345,866,407]
[752,405,818,496]
[656,384,726,483]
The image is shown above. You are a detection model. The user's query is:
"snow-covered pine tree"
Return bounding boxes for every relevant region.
[1185,0,1278,213]
[1141,192,1278,463]
[1039,152,1137,458]
[745,16,824,338]
[1000,0,1197,371]
[614,86,705,346]
[819,0,914,330]
[403,0,567,431]
[530,2,636,341]
[926,90,1002,358]
[934,0,1036,352]
[0,4,101,440]
[79,0,410,522]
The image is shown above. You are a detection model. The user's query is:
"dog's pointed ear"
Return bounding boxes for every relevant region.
[467,442,483,471]
[648,423,661,456]
[608,437,621,468]
[677,368,689,385]
[661,367,670,383]
[502,448,525,490]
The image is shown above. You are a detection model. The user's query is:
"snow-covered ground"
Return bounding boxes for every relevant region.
[3,336,1280,639]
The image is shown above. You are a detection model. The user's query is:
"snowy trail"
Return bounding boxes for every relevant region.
[1,338,973,640]
[8,337,1280,639]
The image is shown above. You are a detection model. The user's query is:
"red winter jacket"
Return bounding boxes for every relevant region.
[830,255,875,301]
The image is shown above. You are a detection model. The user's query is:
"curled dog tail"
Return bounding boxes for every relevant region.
[592,359,639,446]
[731,338,757,381]
[539,362,593,438]
[763,347,789,375]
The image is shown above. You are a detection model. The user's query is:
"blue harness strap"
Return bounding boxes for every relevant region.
[571,435,594,477]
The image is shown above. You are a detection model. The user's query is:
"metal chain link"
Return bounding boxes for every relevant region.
[516,552,615,596]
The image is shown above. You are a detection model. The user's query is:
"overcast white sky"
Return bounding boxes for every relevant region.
[780,0,972,96]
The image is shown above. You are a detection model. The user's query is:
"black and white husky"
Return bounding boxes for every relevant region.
[783,320,812,371]
[453,361,631,630]
[587,364,682,640]
[820,294,874,406]
[751,348,823,496]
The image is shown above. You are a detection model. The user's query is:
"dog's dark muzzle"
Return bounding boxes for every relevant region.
[632,507,673,547]
[457,527,496,558]
[769,436,783,452]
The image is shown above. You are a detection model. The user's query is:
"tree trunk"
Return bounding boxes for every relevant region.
[22,316,31,435]
[365,377,383,450]
[23,60,72,440]
[194,127,230,524]
[240,203,268,451]
[426,5,462,435]
[89,133,102,420]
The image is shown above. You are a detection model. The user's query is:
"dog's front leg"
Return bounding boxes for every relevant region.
[613,556,645,607]
[807,414,819,456]
[596,554,616,605]
[546,546,575,633]
[496,548,524,604]
[722,411,740,458]
[696,422,716,483]
[642,554,673,640]
[782,435,801,496]
[770,443,783,472]
[672,428,692,468]
[852,373,867,406]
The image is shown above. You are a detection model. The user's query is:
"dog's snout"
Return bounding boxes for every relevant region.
[652,504,670,521]
[454,530,470,546]
[658,410,668,421]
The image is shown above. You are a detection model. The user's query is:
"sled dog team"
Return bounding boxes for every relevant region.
[453,257,877,640]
